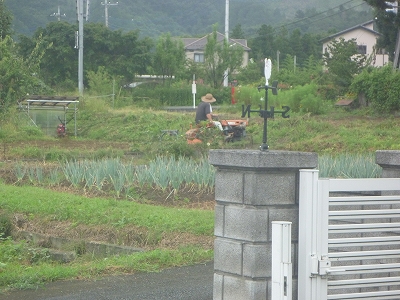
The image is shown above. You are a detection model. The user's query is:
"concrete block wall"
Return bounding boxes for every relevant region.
[209,149,318,300]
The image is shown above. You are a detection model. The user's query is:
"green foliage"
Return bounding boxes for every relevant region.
[156,139,196,158]
[364,1,399,61]
[18,21,77,87]
[350,65,400,112]
[235,59,263,85]
[0,214,12,239]
[17,22,153,88]
[124,84,232,107]
[19,125,44,137]
[153,33,185,85]
[275,55,323,87]
[87,66,115,96]
[280,83,328,114]
[234,85,264,106]
[323,37,366,88]
[0,1,12,39]
[0,36,52,114]
[231,24,245,39]
[204,25,244,88]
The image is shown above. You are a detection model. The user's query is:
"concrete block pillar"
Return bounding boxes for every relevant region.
[376,150,400,196]
[376,150,400,178]
[209,149,318,300]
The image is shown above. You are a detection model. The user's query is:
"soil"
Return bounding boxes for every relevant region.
[0,140,215,251]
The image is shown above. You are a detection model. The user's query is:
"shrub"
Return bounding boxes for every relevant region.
[234,85,263,106]
[350,65,400,113]
[20,125,44,137]
[0,214,12,239]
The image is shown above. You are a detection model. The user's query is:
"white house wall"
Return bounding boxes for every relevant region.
[184,50,249,68]
[322,28,388,67]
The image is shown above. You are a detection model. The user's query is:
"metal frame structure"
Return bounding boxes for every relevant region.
[18,95,79,137]
[299,169,400,300]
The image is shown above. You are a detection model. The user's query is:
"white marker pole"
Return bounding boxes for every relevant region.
[192,74,196,108]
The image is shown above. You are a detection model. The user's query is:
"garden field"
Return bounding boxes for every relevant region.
[0,102,398,292]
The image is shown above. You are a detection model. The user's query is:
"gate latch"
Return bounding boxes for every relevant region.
[310,254,331,277]
[318,256,331,276]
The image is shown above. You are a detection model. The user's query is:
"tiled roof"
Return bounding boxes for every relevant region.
[320,20,381,43]
[182,32,251,51]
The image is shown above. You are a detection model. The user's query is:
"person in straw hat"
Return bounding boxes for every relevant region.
[195,93,216,124]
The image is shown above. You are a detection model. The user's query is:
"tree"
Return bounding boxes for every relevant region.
[231,24,245,39]
[28,22,76,87]
[323,37,366,87]
[203,26,244,88]
[249,24,275,60]
[236,59,263,85]
[0,36,52,114]
[363,0,400,61]
[17,22,154,89]
[0,0,12,40]
[83,23,153,82]
[153,33,185,85]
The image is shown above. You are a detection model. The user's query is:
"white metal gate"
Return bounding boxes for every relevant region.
[298,169,400,300]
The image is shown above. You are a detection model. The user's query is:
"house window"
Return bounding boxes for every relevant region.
[194,53,204,63]
[357,45,367,55]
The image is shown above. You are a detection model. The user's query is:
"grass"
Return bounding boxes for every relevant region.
[0,238,212,291]
[0,183,214,292]
[0,184,214,235]
[3,104,400,161]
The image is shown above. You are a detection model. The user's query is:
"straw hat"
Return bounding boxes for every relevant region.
[201,93,216,103]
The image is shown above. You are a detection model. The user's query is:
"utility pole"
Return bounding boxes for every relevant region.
[393,29,400,69]
[277,50,280,72]
[50,6,66,21]
[101,1,118,28]
[223,0,229,87]
[385,1,399,68]
[76,0,84,95]
[85,0,90,22]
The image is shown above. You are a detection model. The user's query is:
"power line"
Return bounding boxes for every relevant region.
[275,0,368,32]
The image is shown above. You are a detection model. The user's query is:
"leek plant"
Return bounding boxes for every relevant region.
[35,167,43,184]
[61,160,84,188]
[109,170,125,197]
[27,167,36,184]
[318,153,382,178]
[48,167,61,186]
[11,153,383,198]
[13,164,26,182]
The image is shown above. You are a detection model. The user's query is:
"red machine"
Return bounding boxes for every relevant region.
[186,119,248,144]
[56,116,67,138]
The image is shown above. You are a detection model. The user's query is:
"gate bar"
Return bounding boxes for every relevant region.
[272,221,292,300]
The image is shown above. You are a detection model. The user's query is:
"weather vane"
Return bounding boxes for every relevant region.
[241,58,290,151]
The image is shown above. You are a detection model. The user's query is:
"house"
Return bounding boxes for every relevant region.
[321,20,389,67]
[181,32,251,69]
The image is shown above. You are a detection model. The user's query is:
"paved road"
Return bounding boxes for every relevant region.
[2,261,214,300]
